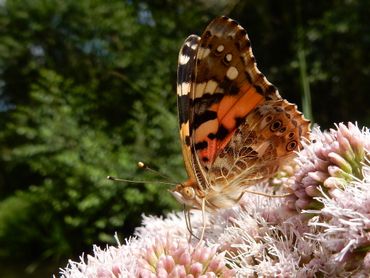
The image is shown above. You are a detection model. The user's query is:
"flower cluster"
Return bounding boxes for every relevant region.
[59,122,370,277]
[305,172,370,273]
[59,235,138,278]
[59,214,234,278]
[287,122,370,211]
[138,236,234,277]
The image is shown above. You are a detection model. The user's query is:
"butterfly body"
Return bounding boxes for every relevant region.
[172,16,310,211]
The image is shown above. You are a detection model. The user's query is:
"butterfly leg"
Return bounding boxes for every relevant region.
[184,205,200,242]
[184,206,193,242]
[199,198,206,242]
[193,198,207,249]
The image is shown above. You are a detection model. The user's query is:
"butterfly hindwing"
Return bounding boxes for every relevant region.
[209,99,309,187]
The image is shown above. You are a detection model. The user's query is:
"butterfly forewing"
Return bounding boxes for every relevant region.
[191,16,283,170]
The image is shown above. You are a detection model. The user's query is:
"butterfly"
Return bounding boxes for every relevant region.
[171,16,310,213]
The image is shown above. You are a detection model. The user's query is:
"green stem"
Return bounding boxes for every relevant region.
[297,46,313,122]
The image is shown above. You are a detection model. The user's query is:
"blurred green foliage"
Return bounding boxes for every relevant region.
[0,0,369,276]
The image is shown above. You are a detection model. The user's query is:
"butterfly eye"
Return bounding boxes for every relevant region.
[270,120,283,132]
[182,187,195,200]
[286,140,298,152]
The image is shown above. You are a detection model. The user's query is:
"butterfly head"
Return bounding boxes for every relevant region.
[170,179,204,210]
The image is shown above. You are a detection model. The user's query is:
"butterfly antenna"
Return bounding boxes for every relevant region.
[106,176,176,186]
[107,161,178,186]
[137,161,177,183]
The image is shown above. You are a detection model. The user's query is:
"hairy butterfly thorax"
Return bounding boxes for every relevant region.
[171,16,310,213]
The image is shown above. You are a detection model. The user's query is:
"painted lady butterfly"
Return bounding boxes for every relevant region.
[171,16,310,212]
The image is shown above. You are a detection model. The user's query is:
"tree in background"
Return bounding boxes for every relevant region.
[0,0,369,277]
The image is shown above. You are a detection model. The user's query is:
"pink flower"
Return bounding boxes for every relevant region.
[289,122,370,211]
[138,236,234,277]
[59,235,138,278]
[59,122,370,277]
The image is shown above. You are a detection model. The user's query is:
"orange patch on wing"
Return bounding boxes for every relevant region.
[195,83,265,166]
[195,120,219,165]
[219,83,264,129]
[216,83,264,151]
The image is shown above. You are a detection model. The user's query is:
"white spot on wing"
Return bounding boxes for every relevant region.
[179,54,190,65]
[225,53,232,62]
[191,43,197,50]
[177,82,191,96]
[195,82,207,98]
[205,80,218,94]
[185,41,192,47]
[226,66,239,80]
[194,80,219,99]
[217,45,224,52]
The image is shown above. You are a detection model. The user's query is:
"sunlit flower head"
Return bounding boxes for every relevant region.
[138,235,234,278]
[289,122,370,211]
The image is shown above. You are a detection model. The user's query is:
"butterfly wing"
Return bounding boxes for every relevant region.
[191,17,283,170]
[177,35,200,183]
[210,99,310,186]
[176,16,310,210]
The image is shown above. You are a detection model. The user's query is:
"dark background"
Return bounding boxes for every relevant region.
[0,0,369,277]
